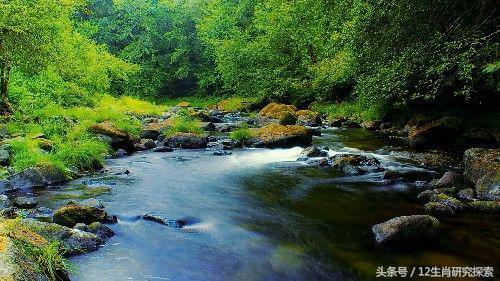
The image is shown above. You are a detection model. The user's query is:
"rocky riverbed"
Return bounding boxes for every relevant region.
[0,102,499,280]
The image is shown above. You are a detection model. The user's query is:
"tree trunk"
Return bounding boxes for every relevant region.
[0,61,13,115]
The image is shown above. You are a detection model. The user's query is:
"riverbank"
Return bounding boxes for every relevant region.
[0,99,499,280]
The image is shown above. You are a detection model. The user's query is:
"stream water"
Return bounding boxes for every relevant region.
[36,129,500,281]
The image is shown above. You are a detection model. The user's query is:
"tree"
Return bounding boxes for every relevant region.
[0,0,78,114]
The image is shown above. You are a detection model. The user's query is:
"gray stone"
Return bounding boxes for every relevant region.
[13,197,37,209]
[372,215,440,244]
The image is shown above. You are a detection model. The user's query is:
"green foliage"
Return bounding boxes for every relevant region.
[229,124,253,143]
[312,101,384,122]
[165,110,203,135]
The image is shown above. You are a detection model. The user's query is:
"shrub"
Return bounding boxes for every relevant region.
[229,124,254,143]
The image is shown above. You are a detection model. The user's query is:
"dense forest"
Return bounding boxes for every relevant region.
[2,0,498,116]
[0,0,499,280]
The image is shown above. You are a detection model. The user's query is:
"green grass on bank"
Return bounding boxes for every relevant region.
[311,101,385,122]
[1,95,165,174]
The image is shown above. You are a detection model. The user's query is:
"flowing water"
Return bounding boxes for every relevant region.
[37,129,500,280]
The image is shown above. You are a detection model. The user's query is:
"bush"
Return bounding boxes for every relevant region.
[229,124,253,143]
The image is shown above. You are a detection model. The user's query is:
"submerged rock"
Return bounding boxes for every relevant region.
[251,124,313,148]
[372,215,440,244]
[164,133,208,149]
[53,202,108,227]
[74,222,114,240]
[330,154,380,167]
[213,150,232,156]
[152,146,174,152]
[463,148,499,201]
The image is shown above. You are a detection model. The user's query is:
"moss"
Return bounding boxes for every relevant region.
[176,101,191,108]
[217,97,260,112]
[89,121,131,139]
[259,103,296,117]
[254,124,308,141]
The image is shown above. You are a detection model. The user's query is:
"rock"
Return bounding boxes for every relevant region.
[0,194,9,209]
[19,219,104,255]
[339,164,364,175]
[89,122,135,153]
[341,119,361,128]
[456,188,475,201]
[9,167,47,190]
[372,215,440,244]
[434,171,463,188]
[142,213,199,228]
[0,179,15,193]
[213,150,232,156]
[0,207,18,219]
[424,202,456,216]
[361,120,382,131]
[468,201,500,213]
[74,222,114,240]
[251,124,312,148]
[13,197,37,209]
[429,194,466,212]
[53,203,108,227]
[152,146,174,152]
[102,166,130,176]
[417,189,444,203]
[177,101,191,108]
[383,170,401,180]
[164,133,208,149]
[330,154,380,166]
[214,123,238,133]
[0,147,9,166]
[201,122,216,132]
[26,207,54,222]
[37,138,53,151]
[300,146,327,157]
[463,148,499,201]
[140,129,161,140]
[408,116,462,149]
[296,110,322,127]
[329,117,346,127]
[79,198,105,209]
[114,149,128,158]
[140,139,156,150]
[257,103,297,126]
[459,129,497,149]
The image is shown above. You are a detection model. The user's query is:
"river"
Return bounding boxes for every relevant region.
[35,129,500,280]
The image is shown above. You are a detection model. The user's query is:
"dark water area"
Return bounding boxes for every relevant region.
[36,129,500,280]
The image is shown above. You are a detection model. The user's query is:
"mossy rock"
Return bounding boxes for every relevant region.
[463,148,500,201]
[468,201,500,213]
[408,116,462,149]
[251,124,312,148]
[372,215,440,244]
[53,203,108,227]
[89,122,135,153]
[296,110,322,127]
[257,103,298,126]
[176,102,191,108]
[163,133,208,149]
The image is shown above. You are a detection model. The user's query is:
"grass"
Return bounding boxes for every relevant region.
[217,97,261,112]
[311,101,384,122]
[164,110,203,136]
[2,219,73,281]
[229,124,254,143]
[2,95,164,174]
[161,96,223,108]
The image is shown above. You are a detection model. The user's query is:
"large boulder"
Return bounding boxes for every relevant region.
[433,171,464,189]
[372,215,440,244]
[74,222,114,240]
[89,122,135,153]
[463,148,499,201]
[408,116,462,149]
[19,219,104,255]
[163,133,208,149]
[9,165,70,190]
[330,154,380,166]
[296,110,322,127]
[12,197,37,209]
[300,146,327,158]
[251,124,312,148]
[53,202,108,227]
[256,103,297,126]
